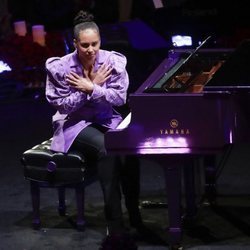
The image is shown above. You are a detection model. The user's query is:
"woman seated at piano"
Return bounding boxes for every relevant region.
[45,10,144,248]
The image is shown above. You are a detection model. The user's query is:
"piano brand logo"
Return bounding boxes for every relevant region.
[170,119,178,128]
[159,119,190,135]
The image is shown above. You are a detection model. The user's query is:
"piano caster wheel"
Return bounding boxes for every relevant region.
[32,220,41,230]
[76,221,86,232]
[58,206,66,216]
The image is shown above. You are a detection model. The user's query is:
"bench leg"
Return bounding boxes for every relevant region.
[75,184,85,231]
[30,181,41,230]
[57,187,66,216]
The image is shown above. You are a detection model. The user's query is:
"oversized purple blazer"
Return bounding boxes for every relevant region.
[45,49,129,153]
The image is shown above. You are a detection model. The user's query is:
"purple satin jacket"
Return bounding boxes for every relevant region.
[45,49,129,153]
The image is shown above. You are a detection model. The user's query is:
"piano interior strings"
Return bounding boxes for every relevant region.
[144,38,250,94]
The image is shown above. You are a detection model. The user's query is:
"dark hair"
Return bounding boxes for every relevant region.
[73,10,100,40]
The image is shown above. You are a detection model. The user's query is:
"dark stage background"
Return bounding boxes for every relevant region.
[1,1,250,249]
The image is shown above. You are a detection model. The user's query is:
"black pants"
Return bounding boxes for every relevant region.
[70,124,141,232]
[120,155,141,227]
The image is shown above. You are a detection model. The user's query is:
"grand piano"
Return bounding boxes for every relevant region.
[105,38,250,249]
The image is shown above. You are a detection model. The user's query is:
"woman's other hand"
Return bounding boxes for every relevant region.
[66,71,94,94]
[89,64,113,86]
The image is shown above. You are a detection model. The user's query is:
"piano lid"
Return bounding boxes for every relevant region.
[141,38,250,94]
[142,36,214,93]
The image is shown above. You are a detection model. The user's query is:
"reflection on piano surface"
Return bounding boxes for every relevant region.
[105,39,250,248]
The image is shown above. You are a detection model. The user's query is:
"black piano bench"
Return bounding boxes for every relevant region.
[20,139,97,231]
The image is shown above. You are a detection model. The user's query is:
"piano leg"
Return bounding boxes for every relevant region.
[163,162,183,249]
[203,155,217,205]
[183,160,198,222]
[202,146,233,206]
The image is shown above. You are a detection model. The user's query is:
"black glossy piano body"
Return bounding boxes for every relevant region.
[105,40,250,248]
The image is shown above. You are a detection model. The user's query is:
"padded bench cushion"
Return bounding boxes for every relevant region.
[21,139,90,186]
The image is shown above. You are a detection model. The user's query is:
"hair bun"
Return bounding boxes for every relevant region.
[74,10,94,26]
